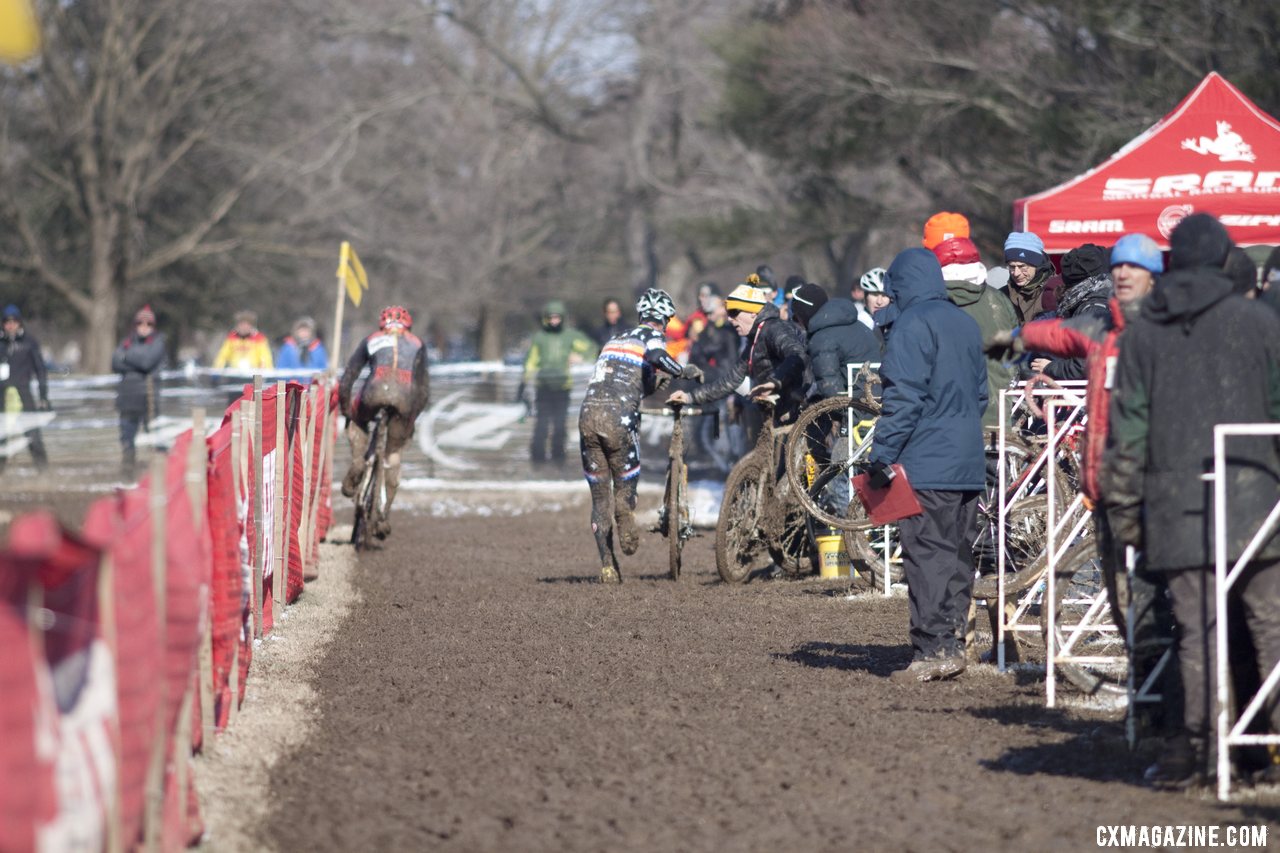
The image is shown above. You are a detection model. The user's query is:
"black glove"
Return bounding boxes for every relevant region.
[867,460,896,490]
[983,330,1024,362]
[37,398,51,411]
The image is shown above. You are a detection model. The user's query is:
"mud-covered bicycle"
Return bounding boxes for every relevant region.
[642,402,706,581]
[715,396,816,584]
[351,407,389,551]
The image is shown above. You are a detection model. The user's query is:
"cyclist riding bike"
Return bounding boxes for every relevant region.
[339,305,430,537]
[579,288,699,583]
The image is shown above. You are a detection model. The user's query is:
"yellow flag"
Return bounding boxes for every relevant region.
[0,0,41,64]
[336,241,369,307]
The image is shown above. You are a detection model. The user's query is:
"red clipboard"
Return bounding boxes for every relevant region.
[851,464,923,525]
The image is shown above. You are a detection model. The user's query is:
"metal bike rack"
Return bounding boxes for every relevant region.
[1212,423,1280,800]
[1043,399,1123,708]
[844,363,892,596]
[994,381,1089,672]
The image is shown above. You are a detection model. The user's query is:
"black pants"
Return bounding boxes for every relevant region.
[898,489,980,660]
[531,386,571,463]
[1166,559,1280,739]
[2,383,47,467]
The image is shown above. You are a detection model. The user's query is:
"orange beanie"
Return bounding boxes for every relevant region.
[922,212,971,250]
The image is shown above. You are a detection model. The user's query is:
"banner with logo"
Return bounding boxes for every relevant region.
[1015,72,1280,252]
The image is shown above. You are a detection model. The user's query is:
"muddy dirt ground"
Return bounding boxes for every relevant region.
[5,475,1279,852]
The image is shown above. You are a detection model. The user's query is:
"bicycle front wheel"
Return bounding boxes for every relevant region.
[667,455,687,581]
[1041,537,1126,696]
[784,395,881,531]
[716,455,768,584]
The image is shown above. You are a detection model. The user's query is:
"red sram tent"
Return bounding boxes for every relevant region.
[1013,72,1280,252]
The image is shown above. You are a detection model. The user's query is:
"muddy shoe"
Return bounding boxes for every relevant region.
[617,512,640,555]
[1144,735,1207,790]
[374,516,391,540]
[600,565,621,584]
[341,465,362,498]
[890,655,966,684]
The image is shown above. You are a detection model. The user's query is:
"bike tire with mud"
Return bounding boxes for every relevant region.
[784,395,881,532]
[668,454,686,581]
[716,455,768,584]
[1040,538,1126,697]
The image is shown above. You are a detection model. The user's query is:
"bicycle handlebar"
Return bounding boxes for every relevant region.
[639,405,710,418]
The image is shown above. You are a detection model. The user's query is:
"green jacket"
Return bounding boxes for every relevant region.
[946,278,1018,430]
[523,327,597,390]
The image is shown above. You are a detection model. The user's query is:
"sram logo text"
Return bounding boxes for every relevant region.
[1048,219,1125,234]
[1105,171,1280,199]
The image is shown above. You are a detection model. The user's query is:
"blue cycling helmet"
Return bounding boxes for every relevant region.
[1110,234,1163,275]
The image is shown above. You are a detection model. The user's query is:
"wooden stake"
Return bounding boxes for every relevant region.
[188,408,216,751]
[252,376,265,639]
[298,384,314,575]
[144,453,168,853]
[273,381,286,611]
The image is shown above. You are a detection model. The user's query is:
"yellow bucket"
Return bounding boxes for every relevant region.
[816,534,850,579]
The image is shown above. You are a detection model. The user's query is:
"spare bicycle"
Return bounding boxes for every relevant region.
[645,402,706,581]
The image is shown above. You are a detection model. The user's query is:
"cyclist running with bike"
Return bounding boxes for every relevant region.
[579,288,700,584]
[339,305,429,538]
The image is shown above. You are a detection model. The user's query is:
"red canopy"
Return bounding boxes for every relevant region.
[1013,72,1280,252]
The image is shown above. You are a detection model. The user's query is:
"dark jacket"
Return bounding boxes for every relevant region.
[945,277,1018,429]
[1103,269,1280,570]
[593,320,627,348]
[1,327,48,407]
[1042,274,1113,381]
[688,317,740,383]
[870,249,987,491]
[1006,262,1061,325]
[112,331,167,418]
[805,298,882,399]
[339,329,430,421]
[691,303,807,423]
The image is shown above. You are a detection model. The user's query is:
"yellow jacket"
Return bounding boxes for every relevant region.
[213,332,274,370]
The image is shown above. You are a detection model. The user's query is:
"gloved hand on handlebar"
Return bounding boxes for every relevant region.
[680,364,704,383]
[866,460,896,490]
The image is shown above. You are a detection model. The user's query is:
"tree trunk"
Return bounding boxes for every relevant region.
[83,223,122,374]
[478,300,506,363]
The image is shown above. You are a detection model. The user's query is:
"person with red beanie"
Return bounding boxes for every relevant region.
[933,237,1017,431]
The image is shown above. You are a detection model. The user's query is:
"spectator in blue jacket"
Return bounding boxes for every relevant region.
[277,317,329,374]
[868,248,987,683]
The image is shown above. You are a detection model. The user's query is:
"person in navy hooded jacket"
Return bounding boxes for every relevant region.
[867,248,987,683]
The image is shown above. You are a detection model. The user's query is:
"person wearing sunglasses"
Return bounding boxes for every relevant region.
[111,305,167,477]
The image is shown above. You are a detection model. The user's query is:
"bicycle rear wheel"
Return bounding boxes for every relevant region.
[716,455,768,584]
[352,458,379,551]
[1041,537,1126,696]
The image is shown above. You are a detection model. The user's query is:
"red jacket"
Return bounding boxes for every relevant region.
[1018,298,1127,502]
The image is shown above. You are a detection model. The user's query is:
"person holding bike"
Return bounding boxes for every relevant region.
[339,305,429,538]
[579,288,697,584]
[666,277,808,426]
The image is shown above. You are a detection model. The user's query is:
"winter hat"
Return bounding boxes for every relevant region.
[922,212,970,250]
[2,304,20,321]
[134,305,156,324]
[754,264,777,292]
[1169,213,1233,271]
[788,283,829,328]
[932,237,981,267]
[542,299,566,317]
[1004,232,1046,268]
[1109,234,1163,275]
[725,283,769,315]
[1060,244,1110,287]
[783,274,807,300]
[1224,247,1258,296]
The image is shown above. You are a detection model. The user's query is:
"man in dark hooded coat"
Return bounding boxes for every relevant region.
[868,249,987,683]
[1104,213,1280,787]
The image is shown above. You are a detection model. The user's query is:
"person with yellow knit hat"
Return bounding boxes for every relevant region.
[667,274,808,425]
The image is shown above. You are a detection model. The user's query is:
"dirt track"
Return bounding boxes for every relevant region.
[230,489,1278,852]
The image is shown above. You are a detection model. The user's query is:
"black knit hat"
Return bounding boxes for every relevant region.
[788,282,828,328]
[755,264,777,292]
[1223,247,1258,296]
[1060,243,1109,287]
[1169,213,1233,271]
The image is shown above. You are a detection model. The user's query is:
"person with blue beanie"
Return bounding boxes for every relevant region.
[868,248,986,683]
[1003,231,1061,325]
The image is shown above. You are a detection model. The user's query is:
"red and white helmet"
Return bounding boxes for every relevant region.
[379,305,413,330]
